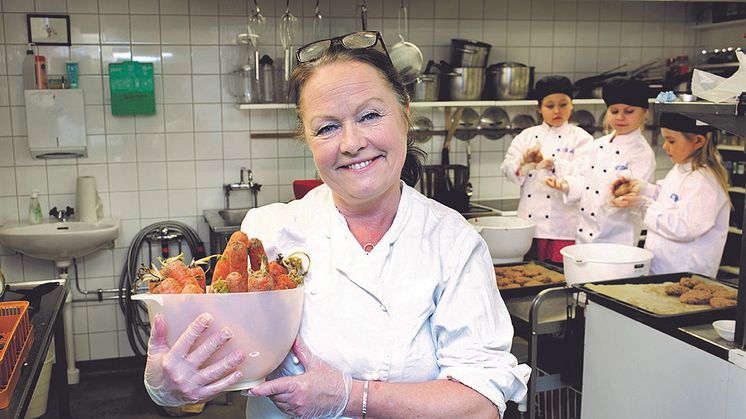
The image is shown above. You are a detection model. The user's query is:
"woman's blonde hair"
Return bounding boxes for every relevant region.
[686,131,731,198]
[602,108,648,135]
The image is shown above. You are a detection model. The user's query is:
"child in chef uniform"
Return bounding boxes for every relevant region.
[612,113,730,277]
[501,75,594,263]
[545,78,656,246]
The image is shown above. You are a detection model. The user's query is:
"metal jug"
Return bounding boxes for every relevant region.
[229,65,259,104]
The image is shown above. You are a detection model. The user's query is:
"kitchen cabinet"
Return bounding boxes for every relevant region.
[581,301,746,419]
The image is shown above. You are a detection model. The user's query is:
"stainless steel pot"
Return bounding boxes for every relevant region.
[408,74,439,101]
[485,62,530,100]
[441,67,484,101]
[450,39,491,68]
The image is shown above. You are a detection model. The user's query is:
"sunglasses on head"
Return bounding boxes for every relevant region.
[296,31,389,63]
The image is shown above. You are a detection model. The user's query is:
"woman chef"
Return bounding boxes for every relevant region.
[613,113,730,277]
[545,78,656,246]
[500,76,594,263]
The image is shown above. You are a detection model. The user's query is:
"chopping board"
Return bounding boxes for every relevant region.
[585,275,735,316]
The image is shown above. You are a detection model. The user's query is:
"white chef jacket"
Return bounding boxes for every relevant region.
[642,162,729,278]
[240,183,530,418]
[562,129,656,245]
[501,122,593,240]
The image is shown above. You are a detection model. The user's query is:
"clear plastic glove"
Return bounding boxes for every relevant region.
[544,176,568,192]
[144,313,245,407]
[610,194,645,208]
[536,158,554,171]
[249,339,352,419]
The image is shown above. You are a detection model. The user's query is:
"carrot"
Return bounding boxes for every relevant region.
[248,238,267,271]
[190,266,206,291]
[152,277,184,294]
[226,271,248,293]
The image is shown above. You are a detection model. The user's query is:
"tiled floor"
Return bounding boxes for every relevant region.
[39,366,246,419]
[37,364,523,419]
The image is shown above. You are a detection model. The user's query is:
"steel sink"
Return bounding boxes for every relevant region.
[218,208,250,226]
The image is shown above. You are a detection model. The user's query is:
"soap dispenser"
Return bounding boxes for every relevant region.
[28,189,42,225]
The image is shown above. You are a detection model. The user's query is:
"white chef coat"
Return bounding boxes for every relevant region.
[501,122,594,240]
[642,162,729,278]
[240,183,530,418]
[563,129,656,245]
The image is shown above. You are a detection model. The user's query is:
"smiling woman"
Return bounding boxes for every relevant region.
[143,31,530,419]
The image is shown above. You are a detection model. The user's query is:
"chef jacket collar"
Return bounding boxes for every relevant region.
[540,121,571,133]
[676,161,693,173]
[610,127,642,143]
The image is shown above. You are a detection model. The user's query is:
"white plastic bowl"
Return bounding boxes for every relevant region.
[469,216,536,264]
[561,243,653,285]
[712,320,735,342]
[133,287,304,390]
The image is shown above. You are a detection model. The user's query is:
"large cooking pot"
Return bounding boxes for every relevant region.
[441,67,484,101]
[408,73,439,101]
[450,39,491,68]
[469,216,536,264]
[484,62,531,100]
[561,243,653,286]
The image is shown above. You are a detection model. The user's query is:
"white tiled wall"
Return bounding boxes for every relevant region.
[0,0,712,362]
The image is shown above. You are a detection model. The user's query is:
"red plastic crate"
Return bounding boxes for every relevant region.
[0,302,34,409]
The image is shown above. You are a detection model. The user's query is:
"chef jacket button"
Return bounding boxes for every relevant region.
[545,215,549,219]
[591,212,595,216]
[595,190,599,194]
[616,151,620,154]
[591,165,595,169]
[528,194,531,198]
[558,135,562,138]
[535,135,538,139]
[603,169,607,173]
[589,233,593,237]
[546,195,550,199]
[579,228,583,232]
[552,154,556,157]
[581,207,584,211]
[528,214,532,218]
[600,145,604,149]
[528,174,532,177]
[585,186,589,190]
[552,169,556,174]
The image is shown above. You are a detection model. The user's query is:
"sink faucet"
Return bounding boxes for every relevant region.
[49,206,75,222]
[224,167,262,209]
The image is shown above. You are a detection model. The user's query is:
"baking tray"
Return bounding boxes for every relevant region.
[0,301,34,408]
[494,261,566,299]
[577,272,737,325]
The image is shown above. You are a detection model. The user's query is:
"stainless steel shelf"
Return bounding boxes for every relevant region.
[652,102,746,137]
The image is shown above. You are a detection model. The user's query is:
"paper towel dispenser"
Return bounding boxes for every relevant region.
[25,89,87,159]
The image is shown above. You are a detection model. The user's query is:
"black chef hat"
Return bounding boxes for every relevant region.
[534,75,574,105]
[602,78,651,109]
[658,112,713,135]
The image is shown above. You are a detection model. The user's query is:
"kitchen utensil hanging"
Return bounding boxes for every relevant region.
[389,0,423,85]
[361,0,368,30]
[313,0,323,39]
[569,109,597,134]
[511,114,536,131]
[442,107,464,165]
[479,106,511,140]
[280,0,299,82]
[248,0,266,80]
[411,115,433,143]
[454,107,480,141]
